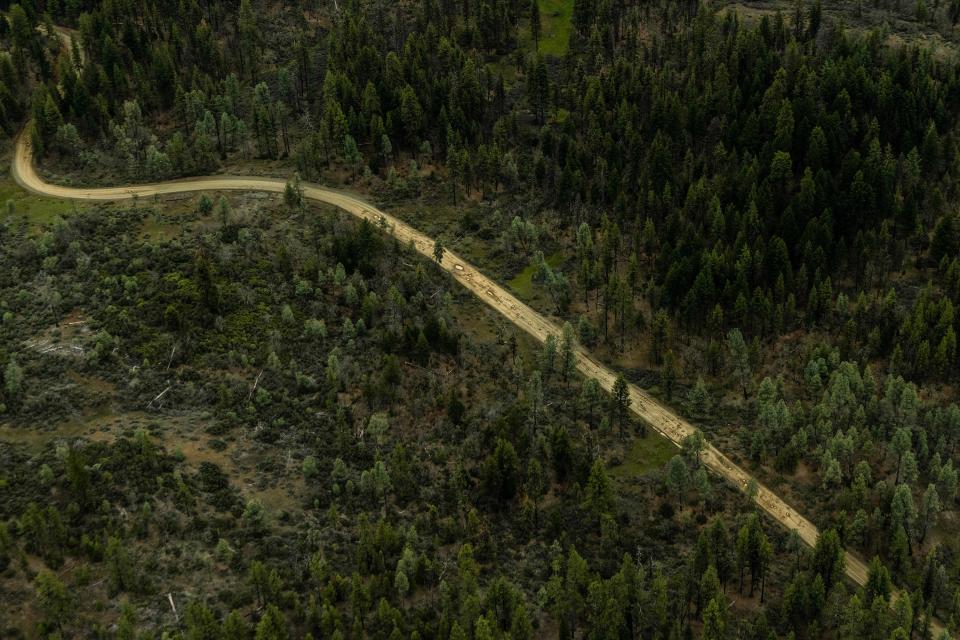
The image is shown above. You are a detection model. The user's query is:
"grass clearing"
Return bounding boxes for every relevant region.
[0,406,127,453]
[539,0,573,57]
[508,251,563,298]
[609,430,678,478]
[0,176,83,229]
[537,0,574,57]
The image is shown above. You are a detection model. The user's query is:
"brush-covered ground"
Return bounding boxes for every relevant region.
[0,188,810,639]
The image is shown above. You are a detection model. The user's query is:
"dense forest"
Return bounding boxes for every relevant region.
[3,0,960,637]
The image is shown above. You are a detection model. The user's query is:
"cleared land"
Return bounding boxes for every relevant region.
[537,0,573,56]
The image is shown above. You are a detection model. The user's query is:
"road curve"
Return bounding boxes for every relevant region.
[11,130,870,580]
[13,25,945,637]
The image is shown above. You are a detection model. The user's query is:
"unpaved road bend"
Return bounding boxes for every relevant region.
[13,25,944,637]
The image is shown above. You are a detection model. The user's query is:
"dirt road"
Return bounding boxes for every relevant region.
[10,129,866,575]
[13,26,943,636]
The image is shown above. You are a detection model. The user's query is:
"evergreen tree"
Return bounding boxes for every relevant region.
[667,455,688,505]
[284,172,304,210]
[254,604,289,640]
[931,212,960,262]
[5,356,23,402]
[611,374,632,437]
[35,570,73,636]
[727,328,752,399]
[530,0,541,50]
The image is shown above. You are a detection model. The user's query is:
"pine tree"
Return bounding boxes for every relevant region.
[35,570,73,636]
[572,0,593,34]
[5,356,23,402]
[580,378,600,427]
[811,528,845,588]
[560,322,577,385]
[530,0,541,51]
[661,350,677,400]
[667,456,688,505]
[283,172,304,210]
[510,603,534,640]
[528,56,549,124]
[254,604,288,640]
[527,370,544,437]
[892,427,912,484]
[584,459,614,523]
[31,87,63,156]
[702,597,725,640]
[400,85,423,145]
[185,601,220,639]
[611,374,631,438]
[650,310,670,365]
[104,535,137,593]
[726,328,751,399]
[116,604,136,640]
[481,438,519,503]
[865,556,892,603]
[238,0,259,80]
[688,377,710,415]
[223,611,250,638]
[931,212,960,262]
